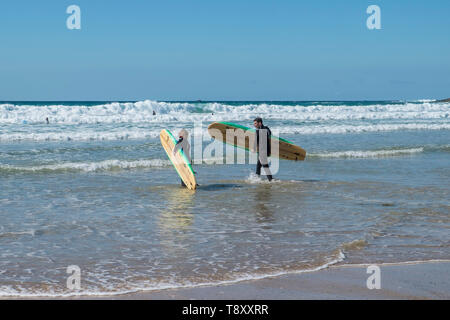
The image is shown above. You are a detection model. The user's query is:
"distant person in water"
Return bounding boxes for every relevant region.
[46,117,49,124]
[153,110,156,116]
[173,129,193,187]
[252,117,273,181]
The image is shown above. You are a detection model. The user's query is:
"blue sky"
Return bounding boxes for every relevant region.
[0,0,449,100]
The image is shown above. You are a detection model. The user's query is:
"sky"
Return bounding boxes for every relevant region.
[0,0,449,101]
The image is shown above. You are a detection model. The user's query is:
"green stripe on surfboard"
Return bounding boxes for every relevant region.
[215,121,295,145]
[165,129,195,176]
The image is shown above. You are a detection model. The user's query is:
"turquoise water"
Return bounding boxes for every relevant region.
[0,100,449,296]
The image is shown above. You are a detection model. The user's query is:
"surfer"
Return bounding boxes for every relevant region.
[252,117,273,181]
[173,129,192,187]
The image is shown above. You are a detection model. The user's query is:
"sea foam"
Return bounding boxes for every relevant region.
[0,100,449,124]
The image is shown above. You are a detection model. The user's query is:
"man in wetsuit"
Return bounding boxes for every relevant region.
[173,129,192,187]
[252,117,273,181]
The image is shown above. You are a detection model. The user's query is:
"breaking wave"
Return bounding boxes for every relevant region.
[1,123,449,142]
[310,148,424,158]
[0,100,449,124]
[0,157,230,173]
[0,159,170,173]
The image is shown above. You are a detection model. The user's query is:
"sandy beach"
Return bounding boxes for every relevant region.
[1,101,449,299]
[19,261,442,300]
[108,261,450,300]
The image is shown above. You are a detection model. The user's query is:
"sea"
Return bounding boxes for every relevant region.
[0,100,449,297]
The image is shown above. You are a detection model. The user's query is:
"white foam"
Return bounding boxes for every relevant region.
[245,172,284,184]
[0,100,449,142]
[0,157,229,172]
[335,259,450,268]
[413,99,437,103]
[1,122,449,142]
[0,251,346,298]
[310,147,424,158]
[0,159,170,172]
[0,129,160,142]
[276,123,450,135]
[0,100,449,124]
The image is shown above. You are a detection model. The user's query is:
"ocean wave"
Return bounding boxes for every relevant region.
[0,157,230,173]
[341,239,368,251]
[336,259,450,268]
[0,230,36,239]
[0,129,160,142]
[309,148,424,159]
[0,251,346,297]
[0,147,431,175]
[413,99,437,103]
[0,159,171,173]
[0,100,449,124]
[1,123,449,142]
[279,123,450,135]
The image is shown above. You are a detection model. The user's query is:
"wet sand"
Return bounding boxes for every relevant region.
[112,261,449,300]
[63,261,450,300]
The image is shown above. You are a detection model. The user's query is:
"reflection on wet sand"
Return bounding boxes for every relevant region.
[157,187,196,259]
[252,185,275,225]
[158,186,195,231]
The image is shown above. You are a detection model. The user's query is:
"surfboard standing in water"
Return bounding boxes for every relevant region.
[173,129,192,187]
[252,117,273,181]
[160,129,197,190]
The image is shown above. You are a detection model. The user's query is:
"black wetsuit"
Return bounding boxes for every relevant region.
[254,125,273,181]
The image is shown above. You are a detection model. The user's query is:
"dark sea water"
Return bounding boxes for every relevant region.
[0,100,449,296]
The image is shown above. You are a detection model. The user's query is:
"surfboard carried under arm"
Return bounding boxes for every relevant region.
[160,129,197,190]
[207,121,306,161]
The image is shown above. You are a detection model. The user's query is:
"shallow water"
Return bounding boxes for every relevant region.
[0,100,449,296]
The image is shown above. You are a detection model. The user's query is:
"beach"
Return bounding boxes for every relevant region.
[0,100,449,298]
[107,261,450,300]
[2,0,450,301]
[4,261,448,300]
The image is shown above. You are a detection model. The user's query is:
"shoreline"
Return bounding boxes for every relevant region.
[2,260,449,300]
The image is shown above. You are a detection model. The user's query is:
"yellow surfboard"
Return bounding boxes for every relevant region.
[160,129,197,190]
[207,122,306,161]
